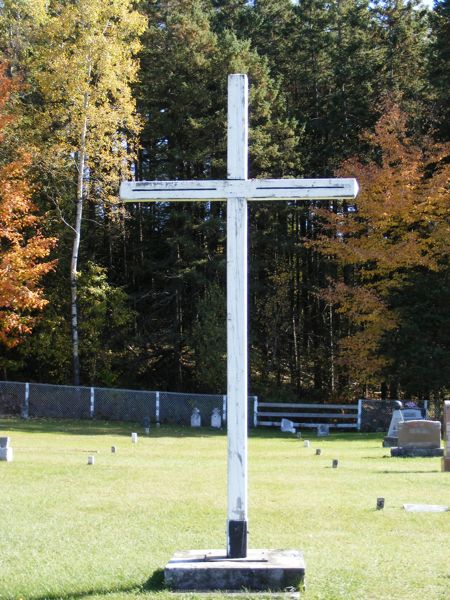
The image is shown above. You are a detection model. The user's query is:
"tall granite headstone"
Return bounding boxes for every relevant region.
[0,436,13,462]
[442,400,450,472]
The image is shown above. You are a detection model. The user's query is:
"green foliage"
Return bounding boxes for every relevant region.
[430,0,450,139]
[78,262,135,386]
[190,282,226,392]
[385,269,450,398]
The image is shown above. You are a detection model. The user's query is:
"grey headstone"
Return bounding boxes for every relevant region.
[398,420,441,449]
[0,437,10,448]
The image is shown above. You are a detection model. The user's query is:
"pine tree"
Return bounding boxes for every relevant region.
[129,0,300,391]
[430,0,450,140]
[371,0,432,129]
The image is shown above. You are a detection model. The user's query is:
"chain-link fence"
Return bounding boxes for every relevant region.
[0,381,257,427]
[1,382,445,432]
[158,391,225,426]
[94,387,156,423]
[358,399,445,432]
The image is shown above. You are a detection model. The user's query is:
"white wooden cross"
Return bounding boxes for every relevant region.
[120,74,358,559]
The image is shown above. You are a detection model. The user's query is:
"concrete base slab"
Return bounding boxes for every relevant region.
[403,503,448,513]
[391,447,443,457]
[164,549,305,592]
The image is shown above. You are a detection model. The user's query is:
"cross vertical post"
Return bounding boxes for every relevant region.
[226,74,248,558]
[119,72,358,581]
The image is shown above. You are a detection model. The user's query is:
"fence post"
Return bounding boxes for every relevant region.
[357,399,363,431]
[22,382,30,419]
[90,387,95,418]
[423,399,428,419]
[156,391,160,425]
[253,396,258,428]
[223,394,227,423]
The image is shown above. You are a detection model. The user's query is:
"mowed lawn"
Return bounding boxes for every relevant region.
[0,419,448,600]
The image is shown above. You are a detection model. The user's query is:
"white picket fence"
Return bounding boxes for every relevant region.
[255,400,362,430]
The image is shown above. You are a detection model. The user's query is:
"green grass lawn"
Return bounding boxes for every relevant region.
[1,418,448,600]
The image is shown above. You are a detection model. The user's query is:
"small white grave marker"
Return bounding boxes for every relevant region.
[191,408,201,428]
[281,418,296,434]
[211,408,222,429]
[87,455,95,465]
[304,440,310,448]
[131,432,138,443]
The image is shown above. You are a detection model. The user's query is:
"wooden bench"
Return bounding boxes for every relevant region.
[256,402,361,431]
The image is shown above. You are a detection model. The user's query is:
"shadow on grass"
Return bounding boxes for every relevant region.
[2,417,384,443]
[1,417,227,439]
[29,569,166,600]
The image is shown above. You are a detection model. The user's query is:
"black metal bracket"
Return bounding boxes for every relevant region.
[228,520,248,558]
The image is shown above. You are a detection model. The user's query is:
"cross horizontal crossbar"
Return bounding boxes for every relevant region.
[120,178,358,202]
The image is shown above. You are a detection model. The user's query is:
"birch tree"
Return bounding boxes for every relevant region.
[26,0,145,384]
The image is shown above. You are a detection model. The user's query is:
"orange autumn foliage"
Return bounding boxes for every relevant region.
[0,64,56,348]
[312,103,450,384]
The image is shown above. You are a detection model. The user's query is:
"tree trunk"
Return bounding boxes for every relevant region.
[71,98,89,385]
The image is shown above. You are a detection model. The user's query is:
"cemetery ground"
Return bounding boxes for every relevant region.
[1,420,448,600]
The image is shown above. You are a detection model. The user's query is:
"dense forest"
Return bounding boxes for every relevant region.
[0,0,448,402]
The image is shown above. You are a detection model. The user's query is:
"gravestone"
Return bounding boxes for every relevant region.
[211,408,222,429]
[442,400,450,472]
[281,418,296,434]
[391,420,443,457]
[383,405,424,447]
[403,504,448,513]
[191,408,201,428]
[0,436,13,462]
[317,424,330,437]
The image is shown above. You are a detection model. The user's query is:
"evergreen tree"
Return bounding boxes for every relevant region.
[128,0,299,391]
[371,0,432,129]
[430,0,450,140]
